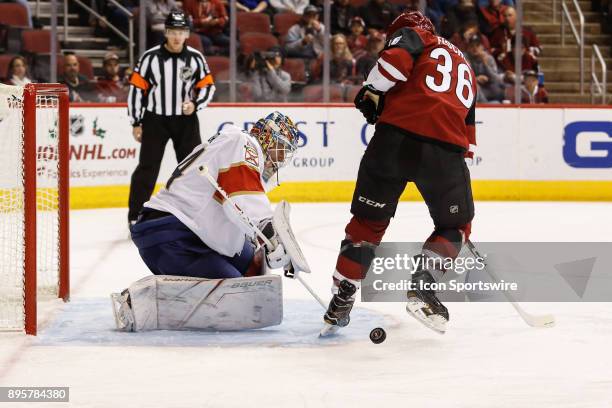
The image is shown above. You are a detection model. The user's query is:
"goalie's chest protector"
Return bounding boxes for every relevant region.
[145,125,273,257]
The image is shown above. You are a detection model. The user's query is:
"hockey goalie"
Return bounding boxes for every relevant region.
[111,111,302,332]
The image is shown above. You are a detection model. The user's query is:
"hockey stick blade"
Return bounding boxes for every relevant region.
[466,241,555,328]
[515,308,556,328]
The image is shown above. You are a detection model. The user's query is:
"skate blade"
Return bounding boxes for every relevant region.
[319,323,342,337]
[406,298,447,335]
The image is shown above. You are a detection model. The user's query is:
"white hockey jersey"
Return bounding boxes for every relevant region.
[145,124,273,257]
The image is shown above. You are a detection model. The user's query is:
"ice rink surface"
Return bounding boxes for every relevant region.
[1,202,612,408]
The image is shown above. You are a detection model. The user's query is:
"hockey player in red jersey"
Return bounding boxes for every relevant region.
[322,11,477,335]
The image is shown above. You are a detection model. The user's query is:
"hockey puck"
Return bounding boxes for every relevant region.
[369,327,386,344]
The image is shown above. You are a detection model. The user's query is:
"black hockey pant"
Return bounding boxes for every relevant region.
[335,123,474,283]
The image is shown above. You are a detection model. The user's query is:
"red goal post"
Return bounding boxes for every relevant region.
[0,83,70,335]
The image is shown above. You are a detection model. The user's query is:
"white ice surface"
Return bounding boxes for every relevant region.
[1,202,612,408]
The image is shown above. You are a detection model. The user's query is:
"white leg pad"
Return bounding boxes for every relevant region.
[123,275,283,331]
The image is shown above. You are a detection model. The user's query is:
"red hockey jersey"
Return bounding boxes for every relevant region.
[365,26,477,151]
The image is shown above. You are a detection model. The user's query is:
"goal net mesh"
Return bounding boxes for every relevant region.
[0,85,61,330]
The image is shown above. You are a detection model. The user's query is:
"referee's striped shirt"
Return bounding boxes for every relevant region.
[128,44,215,126]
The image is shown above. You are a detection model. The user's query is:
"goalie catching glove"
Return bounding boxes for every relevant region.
[354,84,385,125]
[259,219,291,269]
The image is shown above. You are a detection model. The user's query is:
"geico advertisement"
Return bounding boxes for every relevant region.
[66,106,612,187]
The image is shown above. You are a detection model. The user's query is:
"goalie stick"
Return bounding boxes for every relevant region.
[466,241,555,328]
[200,166,327,310]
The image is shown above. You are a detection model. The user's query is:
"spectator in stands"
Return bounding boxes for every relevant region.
[478,0,508,36]
[465,35,504,102]
[311,34,355,84]
[236,0,268,13]
[244,47,292,102]
[331,34,355,84]
[489,6,541,59]
[347,16,368,60]
[5,56,34,86]
[359,0,397,34]
[521,69,548,103]
[505,69,548,103]
[498,36,539,83]
[441,0,479,38]
[269,0,309,14]
[285,5,325,59]
[331,0,358,35]
[147,0,178,46]
[59,53,96,102]
[355,32,385,79]
[184,0,229,55]
[95,52,129,103]
[450,21,491,52]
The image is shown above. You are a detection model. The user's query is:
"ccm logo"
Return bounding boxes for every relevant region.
[563,121,612,168]
[358,196,386,208]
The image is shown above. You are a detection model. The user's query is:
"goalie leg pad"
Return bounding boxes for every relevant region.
[117,275,282,331]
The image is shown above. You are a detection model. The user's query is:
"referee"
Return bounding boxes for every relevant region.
[127,10,215,225]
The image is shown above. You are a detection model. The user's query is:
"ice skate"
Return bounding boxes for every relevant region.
[111,290,134,332]
[320,280,357,337]
[406,269,449,334]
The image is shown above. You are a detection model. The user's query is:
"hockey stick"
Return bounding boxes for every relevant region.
[200,166,327,310]
[466,241,555,328]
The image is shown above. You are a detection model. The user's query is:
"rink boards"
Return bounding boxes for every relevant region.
[65,104,612,208]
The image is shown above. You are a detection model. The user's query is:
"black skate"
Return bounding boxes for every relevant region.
[320,280,357,337]
[406,269,449,334]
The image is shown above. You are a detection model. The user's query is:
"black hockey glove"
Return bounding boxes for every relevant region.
[354,85,385,125]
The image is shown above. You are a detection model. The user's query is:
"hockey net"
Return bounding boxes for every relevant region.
[0,84,69,335]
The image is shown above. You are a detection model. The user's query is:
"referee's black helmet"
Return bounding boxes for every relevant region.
[165,10,189,29]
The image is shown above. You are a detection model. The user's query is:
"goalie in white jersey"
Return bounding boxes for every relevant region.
[129,111,300,279]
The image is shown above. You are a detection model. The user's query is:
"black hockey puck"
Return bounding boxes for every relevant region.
[369,327,386,344]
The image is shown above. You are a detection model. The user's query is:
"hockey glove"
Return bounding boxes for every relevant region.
[266,243,291,269]
[354,85,385,125]
[258,219,292,269]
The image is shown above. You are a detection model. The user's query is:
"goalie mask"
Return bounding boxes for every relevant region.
[250,111,299,182]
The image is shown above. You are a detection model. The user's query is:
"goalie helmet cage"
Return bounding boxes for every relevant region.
[0,83,70,335]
